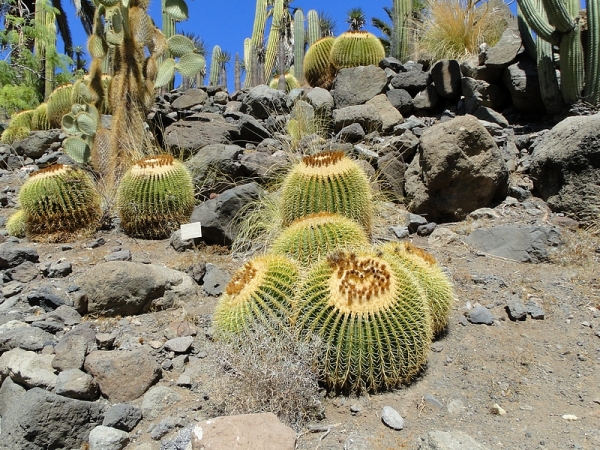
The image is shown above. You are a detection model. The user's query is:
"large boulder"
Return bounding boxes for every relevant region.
[12,129,62,159]
[461,77,507,113]
[0,321,55,352]
[366,94,404,132]
[190,182,264,246]
[0,243,39,269]
[240,85,288,119]
[333,104,383,133]
[163,113,237,156]
[431,59,462,100]
[484,24,522,69]
[332,66,388,108]
[185,143,245,196]
[529,114,600,222]
[76,262,198,316]
[405,115,508,222]
[0,387,105,449]
[171,88,209,110]
[84,347,161,402]
[502,56,545,112]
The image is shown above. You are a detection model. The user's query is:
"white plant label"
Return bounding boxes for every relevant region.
[181,222,202,240]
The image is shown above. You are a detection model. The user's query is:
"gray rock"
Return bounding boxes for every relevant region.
[461,77,507,113]
[0,243,39,269]
[305,87,334,114]
[76,262,197,316]
[190,182,264,246]
[431,60,462,100]
[103,403,143,431]
[88,425,130,450]
[141,386,182,419]
[333,66,388,108]
[48,304,82,326]
[506,298,527,320]
[502,56,545,113]
[5,348,57,389]
[378,152,406,200]
[468,306,495,325]
[1,281,22,298]
[529,114,600,223]
[227,112,272,145]
[447,399,465,416]
[12,129,62,159]
[413,85,440,110]
[104,249,132,262]
[366,94,404,132]
[26,284,68,311]
[527,299,545,319]
[31,320,63,333]
[344,431,372,450]
[3,260,38,283]
[337,123,365,143]
[464,226,561,263]
[41,261,72,277]
[407,213,428,233]
[55,368,99,400]
[84,347,162,402]
[161,426,194,450]
[386,88,414,116]
[163,113,236,157]
[240,85,288,119]
[485,24,522,69]
[203,263,231,296]
[390,226,410,239]
[417,222,437,236]
[151,417,179,440]
[405,115,508,222]
[424,393,444,410]
[238,150,288,179]
[0,387,104,450]
[381,405,405,430]
[164,336,194,353]
[169,229,199,252]
[0,376,26,417]
[390,70,432,93]
[52,322,97,371]
[171,89,209,110]
[333,104,383,133]
[0,321,55,352]
[473,106,509,127]
[418,430,490,449]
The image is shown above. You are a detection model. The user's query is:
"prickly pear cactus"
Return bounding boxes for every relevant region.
[380,242,454,337]
[272,212,370,267]
[295,249,432,392]
[19,164,102,242]
[214,254,300,335]
[116,154,195,239]
[280,151,373,233]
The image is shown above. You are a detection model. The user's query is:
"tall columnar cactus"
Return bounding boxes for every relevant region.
[330,31,386,69]
[307,10,321,47]
[116,154,195,239]
[380,242,454,337]
[293,9,305,83]
[209,45,222,86]
[19,165,102,242]
[391,0,412,62]
[303,36,336,89]
[264,0,285,82]
[518,0,598,105]
[295,249,432,392]
[280,151,373,233]
[34,0,57,100]
[272,212,370,267]
[214,254,300,335]
[245,0,269,87]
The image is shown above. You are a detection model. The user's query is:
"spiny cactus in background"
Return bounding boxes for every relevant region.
[303,36,336,89]
[307,10,321,47]
[19,165,102,242]
[380,241,454,337]
[214,254,300,335]
[518,0,599,105]
[47,84,74,128]
[0,127,30,145]
[272,212,370,267]
[6,210,27,238]
[8,110,34,130]
[391,0,412,62]
[116,154,195,239]
[295,249,432,392]
[280,151,373,233]
[331,9,386,70]
[234,53,242,91]
[209,45,222,86]
[293,9,305,83]
[268,72,300,92]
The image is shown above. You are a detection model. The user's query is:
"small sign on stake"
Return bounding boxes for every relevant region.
[180,222,202,241]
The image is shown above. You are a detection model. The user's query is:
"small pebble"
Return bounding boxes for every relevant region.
[381,406,404,430]
[562,414,578,421]
[491,404,506,415]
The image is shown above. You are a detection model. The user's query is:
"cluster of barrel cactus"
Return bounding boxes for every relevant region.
[215,151,454,393]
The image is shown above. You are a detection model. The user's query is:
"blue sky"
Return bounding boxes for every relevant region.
[62,0,393,91]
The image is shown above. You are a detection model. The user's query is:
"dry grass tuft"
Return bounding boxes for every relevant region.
[416,0,507,62]
[206,324,324,431]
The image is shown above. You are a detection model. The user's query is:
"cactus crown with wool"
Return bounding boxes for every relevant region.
[380,241,454,337]
[214,254,299,335]
[272,212,370,267]
[303,36,337,89]
[295,249,432,392]
[19,164,102,242]
[330,30,386,70]
[117,154,195,239]
[280,151,373,233]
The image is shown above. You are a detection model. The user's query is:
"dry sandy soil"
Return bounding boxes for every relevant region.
[1,178,599,450]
